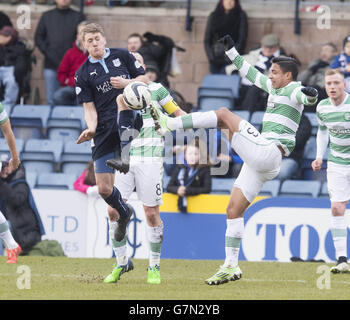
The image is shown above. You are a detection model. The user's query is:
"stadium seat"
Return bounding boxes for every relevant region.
[199,96,233,111]
[21,139,63,174]
[211,178,235,194]
[250,111,265,131]
[25,171,37,189]
[47,106,85,143]
[304,112,319,135]
[36,172,77,190]
[259,180,281,197]
[0,138,24,157]
[61,140,91,175]
[10,105,51,142]
[201,74,240,98]
[319,182,329,198]
[279,180,321,198]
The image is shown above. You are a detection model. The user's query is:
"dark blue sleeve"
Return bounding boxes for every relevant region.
[75,67,94,104]
[123,50,146,78]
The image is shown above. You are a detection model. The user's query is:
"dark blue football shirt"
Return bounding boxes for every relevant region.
[75,48,145,122]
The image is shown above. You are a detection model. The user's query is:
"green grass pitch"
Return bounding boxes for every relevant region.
[0,256,349,300]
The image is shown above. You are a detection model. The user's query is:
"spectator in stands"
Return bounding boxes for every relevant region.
[34,0,85,106]
[0,12,12,30]
[73,160,99,196]
[0,159,45,255]
[167,138,211,212]
[298,42,337,108]
[127,33,143,52]
[0,26,29,112]
[53,21,89,106]
[204,0,248,74]
[230,34,285,111]
[276,113,312,181]
[330,35,350,93]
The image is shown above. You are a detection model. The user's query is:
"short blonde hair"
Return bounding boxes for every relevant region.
[81,23,105,41]
[325,68,344,78]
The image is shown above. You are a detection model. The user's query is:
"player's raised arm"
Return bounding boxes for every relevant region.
[219,35,273,94]
[77,102,98,144]
[292,86,318,107]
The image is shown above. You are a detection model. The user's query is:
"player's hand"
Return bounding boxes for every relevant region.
[301,86,318,97]
[218,35,235,51]
[110,76,129,89]
[311,158,323,171]
[8,157,20,173]
[77,128,95,144]
[177,186,186,197]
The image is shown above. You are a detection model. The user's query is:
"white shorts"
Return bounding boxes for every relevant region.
[233,120,282,202]
[327,162,350,203]
[115,160,163,207]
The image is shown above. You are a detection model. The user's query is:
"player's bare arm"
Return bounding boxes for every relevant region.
[110,74,149,89]
[77,101,98,144]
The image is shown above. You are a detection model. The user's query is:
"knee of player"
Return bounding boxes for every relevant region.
[117,94,131,112]
[144,207,159,221]
[98,185,113,199]
[331,203,346,216]
[107,206,119,221]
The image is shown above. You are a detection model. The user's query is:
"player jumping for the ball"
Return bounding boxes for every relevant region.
[150,35,318,285]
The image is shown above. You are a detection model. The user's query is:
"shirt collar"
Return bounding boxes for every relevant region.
[89,48,110,63]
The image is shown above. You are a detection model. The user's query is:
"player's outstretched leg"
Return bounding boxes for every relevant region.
[0,211,21,264]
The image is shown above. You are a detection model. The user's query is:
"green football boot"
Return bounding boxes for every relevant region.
[104,259,134,283]
[205,265,242,285]
[149,102,171,136]
[147,265,161,284]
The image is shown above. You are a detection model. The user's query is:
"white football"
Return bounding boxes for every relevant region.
[122,81,152,110]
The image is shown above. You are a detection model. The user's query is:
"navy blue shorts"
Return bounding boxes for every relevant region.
[92,118,121,174]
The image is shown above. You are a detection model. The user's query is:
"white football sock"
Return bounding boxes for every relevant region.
[0,211,18,250]
[109,220,128,266]
[224,218,244,268]
[146,222,163,267]
[167,111,218,130]
[331,216,347,260]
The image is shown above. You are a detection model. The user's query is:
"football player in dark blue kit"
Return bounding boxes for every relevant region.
[75,23,148,280]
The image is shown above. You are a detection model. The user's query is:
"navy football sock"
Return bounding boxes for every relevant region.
[118,110,136,155]
[104,187,129,219]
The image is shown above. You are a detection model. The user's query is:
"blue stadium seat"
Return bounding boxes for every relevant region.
[319,182,329,198]
[201,74,240,98]
[211,178,235,194]
[36,172,77,190]
[61,140,91,175]
[259,180,281,197]
[199,96,233,111]
[234,110,250,121]
[10,105,51,141]
[0,138,24,157]
[250,111,265,131]
[21,139,63,174]
[304,112,319,135]
[279,180,321,198]
[25,171,37,189]
[47,106,85,143]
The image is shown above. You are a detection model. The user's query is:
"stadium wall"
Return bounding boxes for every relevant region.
[3,2,350,105]
[5,189,347,263]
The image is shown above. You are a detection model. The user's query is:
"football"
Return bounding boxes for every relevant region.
[122,81,152,110]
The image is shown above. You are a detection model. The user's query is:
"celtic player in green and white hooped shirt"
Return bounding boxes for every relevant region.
[312,69,350,273]
[149,35,319,285]
[103,51,186,285]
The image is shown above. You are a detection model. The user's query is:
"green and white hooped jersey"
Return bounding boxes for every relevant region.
[129,82,172,162]
[316,94,350,165]
[0,103,9,125]
[230,54,317,156]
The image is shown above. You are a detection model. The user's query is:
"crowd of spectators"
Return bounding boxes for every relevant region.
[1,0,350,187]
